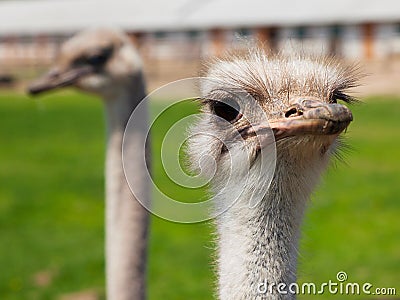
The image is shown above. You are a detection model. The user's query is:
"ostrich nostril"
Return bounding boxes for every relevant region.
[285,107,303,118]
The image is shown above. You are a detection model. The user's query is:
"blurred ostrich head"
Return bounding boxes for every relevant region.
[28,27,149,300]
[28,28,143,98]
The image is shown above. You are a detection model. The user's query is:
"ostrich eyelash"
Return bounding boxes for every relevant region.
[330,90,357,104]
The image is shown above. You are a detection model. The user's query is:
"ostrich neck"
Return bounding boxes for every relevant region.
[216,159,325,300]
[103,74,149,300]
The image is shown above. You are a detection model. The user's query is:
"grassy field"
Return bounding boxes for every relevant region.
[0,90,398,299]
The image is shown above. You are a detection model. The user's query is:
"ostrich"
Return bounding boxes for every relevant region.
[188,50,360,299]
[28,28,149,300]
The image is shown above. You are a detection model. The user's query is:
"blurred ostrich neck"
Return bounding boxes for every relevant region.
[217,157,326,300]
[105,74,146,131]
[103,72,149,300]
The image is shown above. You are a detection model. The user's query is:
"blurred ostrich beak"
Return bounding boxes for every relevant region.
[28,66,93,95]
[241,97,353,145]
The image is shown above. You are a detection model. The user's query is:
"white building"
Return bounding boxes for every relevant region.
[0,0,399,72]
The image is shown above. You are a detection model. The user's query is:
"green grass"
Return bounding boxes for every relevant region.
[0,91,398,299]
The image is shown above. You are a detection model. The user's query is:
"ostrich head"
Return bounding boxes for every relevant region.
[188,51,361,299]
[28,28,143,98]
[189,51,360,198]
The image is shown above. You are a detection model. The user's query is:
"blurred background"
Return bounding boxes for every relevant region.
[0,0,399,299]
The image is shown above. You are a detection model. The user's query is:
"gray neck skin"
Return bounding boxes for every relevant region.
[103,73,150,300]
[216,155,326,300]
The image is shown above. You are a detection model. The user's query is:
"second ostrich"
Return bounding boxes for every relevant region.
[188,51,360,299]
[29,28,149,300]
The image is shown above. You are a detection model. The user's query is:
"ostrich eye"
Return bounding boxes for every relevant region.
[87,53,109,66]
[211,99,242,123]
[87,49,112,66]
[77,46,114,67]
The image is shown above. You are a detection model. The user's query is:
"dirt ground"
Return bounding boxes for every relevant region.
[8,57,400,99]
[353,59,400,97]
[143,58,400,99]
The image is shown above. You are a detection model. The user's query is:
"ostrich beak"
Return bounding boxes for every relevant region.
[28,66,93,95]
[241,98,353,144]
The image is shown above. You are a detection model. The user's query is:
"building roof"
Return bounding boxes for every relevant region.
[0,0,399,35]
